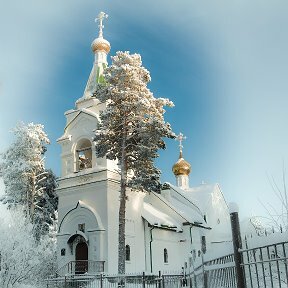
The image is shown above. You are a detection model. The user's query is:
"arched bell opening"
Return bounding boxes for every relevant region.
[75,138,92,171]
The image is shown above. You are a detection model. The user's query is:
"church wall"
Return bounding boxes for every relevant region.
[125,191,146,273]
[106,181,121,274]
[56,176,111,271]
[203,186,232,251]
[150,228,183,273]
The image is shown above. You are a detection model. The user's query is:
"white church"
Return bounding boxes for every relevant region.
[55,12,232,276]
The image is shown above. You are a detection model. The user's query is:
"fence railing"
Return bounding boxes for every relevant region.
[188,253,236,288]
[56,260,105,277]
[48,240,288,288]
[49,210,288,287]
[46,272,185,288]
[241,240,288,288]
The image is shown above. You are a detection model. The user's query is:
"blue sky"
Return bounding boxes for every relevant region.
[1,1,288,220]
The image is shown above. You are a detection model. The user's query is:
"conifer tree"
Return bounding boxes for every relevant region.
[0,122,58,238]
[94,51,174,274]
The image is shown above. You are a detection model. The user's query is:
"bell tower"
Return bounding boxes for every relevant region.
[56,13,120,275]
[57,12,116,177]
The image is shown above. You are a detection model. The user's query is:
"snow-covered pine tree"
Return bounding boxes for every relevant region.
[33,169,58,240]
[0,122,58,238]
[94,51,175,274]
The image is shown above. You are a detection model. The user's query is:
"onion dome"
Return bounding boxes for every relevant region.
[172,151,191,176]
[91,12,111,54]
[91,37,111,54]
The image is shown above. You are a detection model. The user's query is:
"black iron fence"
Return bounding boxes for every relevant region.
[46,272,185,288]
[188,253,236,288]
[48,210,288,288]
[55,261,105,277]
[241,240,288,288]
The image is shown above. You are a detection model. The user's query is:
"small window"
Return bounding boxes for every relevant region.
[189,257,193,267]
[164,248,168,263]
[203,215,207,222]
[201,236,206,254]
[61,249,66,256]
[192,250,196,260]
[78,223,85,233]
[125,245,131,261]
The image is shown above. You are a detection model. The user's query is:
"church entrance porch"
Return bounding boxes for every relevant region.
[75,242,88,274]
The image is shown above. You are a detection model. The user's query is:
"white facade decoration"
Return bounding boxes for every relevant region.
[56,13,233,275]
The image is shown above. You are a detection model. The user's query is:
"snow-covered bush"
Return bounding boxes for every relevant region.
[0,207,56,288]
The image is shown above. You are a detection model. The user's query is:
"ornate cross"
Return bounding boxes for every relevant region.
[176,132,187,153]
[95,11,108,38]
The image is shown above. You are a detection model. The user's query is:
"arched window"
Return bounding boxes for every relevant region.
[125,245,131,261]
[76,139,92,171]
[164,248,168,263]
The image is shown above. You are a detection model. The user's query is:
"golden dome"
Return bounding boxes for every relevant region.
[172,152,191,176]
[91,37,111,54]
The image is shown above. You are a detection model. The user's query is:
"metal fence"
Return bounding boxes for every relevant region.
[56,261,105,277]
[187,253,236,288]
[241,240,288,288]
[48,208,288,288]
[47,238,288,288]
[46,272,185,288]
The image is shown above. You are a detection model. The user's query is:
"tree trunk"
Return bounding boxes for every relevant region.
[118,128,127,275]
[118,180,126,275]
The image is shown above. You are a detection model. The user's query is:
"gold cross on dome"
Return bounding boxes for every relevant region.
[95,12,108,38]
[176,132,187,153]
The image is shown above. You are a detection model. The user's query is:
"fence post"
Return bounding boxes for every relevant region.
[203,270,208,288]
[229,203,245,288]
[64,275,67,288]
[100,273,103,288]
[158,270,163,288]
[142,271,145,288]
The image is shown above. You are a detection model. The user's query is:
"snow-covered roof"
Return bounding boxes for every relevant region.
[142,202,182,232]
[166,182,225,213]
[154,192,208,227]
[64,108,99,132]
[57,134,72,143]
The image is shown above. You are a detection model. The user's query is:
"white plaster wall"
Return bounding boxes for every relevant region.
[125,191,146,273]
[150,228,182,273]
[106,181,121,274]
[204,186,232,250]
[57,175,110,270]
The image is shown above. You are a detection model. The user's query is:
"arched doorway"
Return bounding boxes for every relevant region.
[75,242,88,274]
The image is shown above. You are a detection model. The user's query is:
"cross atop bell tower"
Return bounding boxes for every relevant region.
[76,12,111,105]
[95,11,108,38]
